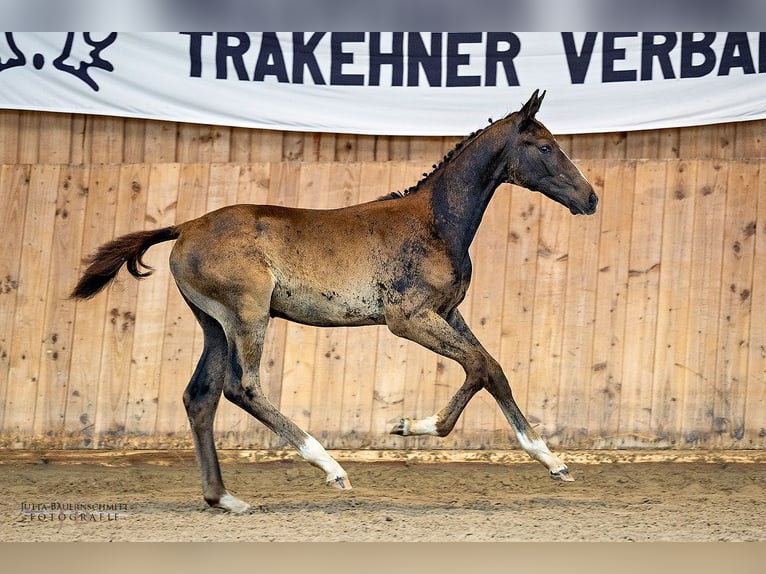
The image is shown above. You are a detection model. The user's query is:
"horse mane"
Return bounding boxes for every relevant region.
[377,115,507,201]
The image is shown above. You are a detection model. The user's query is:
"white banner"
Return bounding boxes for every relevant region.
[0,32,764,135]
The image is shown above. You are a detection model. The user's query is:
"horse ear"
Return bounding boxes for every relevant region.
[520,89,546,120]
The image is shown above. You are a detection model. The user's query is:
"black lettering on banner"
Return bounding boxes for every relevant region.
[561,32,598,84]
[330,32,365,86]
[446,33,482,87]
[180,32,212,77]
[216,32,250,80]
[253,32,289,82]
[179,31,765,88]
[718,32,756,75]
[761,32,766,73]
[485,32,520,86]
[369,32,404,86]
[602,32,638,82]
[407,33,442,87]
[641,33,677,80]
[680,32,717,78]
[292,32,326,84]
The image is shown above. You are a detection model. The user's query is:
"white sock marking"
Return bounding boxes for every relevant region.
[299,435,347,483]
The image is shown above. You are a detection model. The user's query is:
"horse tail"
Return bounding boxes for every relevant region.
[70,226,180,300]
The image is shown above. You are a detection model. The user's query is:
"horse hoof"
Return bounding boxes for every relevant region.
[550,468,575,482]
[327,476,353,490]
[390,417,410,436]
[215,493,252,513]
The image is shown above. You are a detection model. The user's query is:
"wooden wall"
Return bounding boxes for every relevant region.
[1,109,764,451]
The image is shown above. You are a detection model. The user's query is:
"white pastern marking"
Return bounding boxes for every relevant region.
[407,414,439,436]
[516,432,566,472]
[218,493,251,513]
[299,435,348,483]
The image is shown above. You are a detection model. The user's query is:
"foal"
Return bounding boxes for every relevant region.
[71,90,597,512]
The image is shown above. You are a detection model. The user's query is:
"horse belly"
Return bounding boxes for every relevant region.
[270,280,384,327]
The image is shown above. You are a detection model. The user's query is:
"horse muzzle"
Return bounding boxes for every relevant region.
[570,191,599,215]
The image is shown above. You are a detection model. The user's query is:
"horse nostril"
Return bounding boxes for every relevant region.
[588,192,599,211]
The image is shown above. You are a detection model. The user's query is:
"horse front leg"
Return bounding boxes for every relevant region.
[483,368,573,481]
[387,308,485,438]
[388,308,573,481]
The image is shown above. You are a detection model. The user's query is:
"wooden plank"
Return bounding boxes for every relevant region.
[175,124,201,162]
[332,134,354,162]
[603,132,627,159]
[153,164,210,444]
[123,164,180,445]
[713,161,759,447]
[679,125,721,159]
[249,129,284,162]
[4,447,763,465]
[625,129,660,159]
[90,165,149,446]
[0,110,20,163]
[0,165,31,438]
[650,160,697,447]
[618,161,666,446]
[744,160,766,447]
[680,160,728,447]
[734,120,765,159]
[16,111,41,163]
[408,137,443,162]
[88,116,125,163]
[3,165,60,446]
[283,132,305,160]
[143,121,177,162]
[69,115,87,165]
[711,123,737,159]
[526,182,572,440]
[569,133,605,159]
[123,118,147,163]
[588,160,636,447]
[498,184,542,446]
[625,127,679,160]
[354,135,377,162]
[388,136,410,161]
[555,161,604,447]
[67,165,121,448]
[37,113,73,163]
[33,166,90,444]
[197,125,232,163]
[229,128,253,162]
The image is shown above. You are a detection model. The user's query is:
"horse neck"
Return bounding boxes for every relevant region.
[427,126,511,258]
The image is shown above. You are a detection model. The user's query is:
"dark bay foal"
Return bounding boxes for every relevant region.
[71,90,598,512]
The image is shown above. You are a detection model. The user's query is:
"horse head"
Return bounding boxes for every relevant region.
[504,90,598,215]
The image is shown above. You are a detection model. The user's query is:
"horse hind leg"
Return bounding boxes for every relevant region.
[220,287,352,492]
[182,300,251,513]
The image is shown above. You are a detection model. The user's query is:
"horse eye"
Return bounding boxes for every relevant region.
[538,144,552,154]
